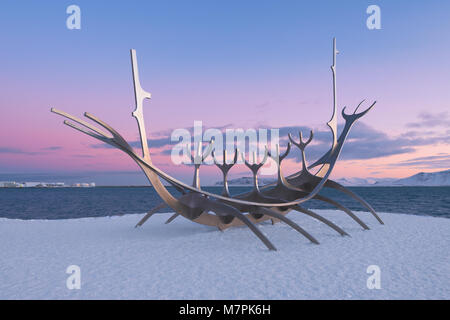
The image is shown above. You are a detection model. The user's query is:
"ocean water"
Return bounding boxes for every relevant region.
[0,186,449,220]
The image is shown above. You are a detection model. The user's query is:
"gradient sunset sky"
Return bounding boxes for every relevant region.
[0,0,449,185]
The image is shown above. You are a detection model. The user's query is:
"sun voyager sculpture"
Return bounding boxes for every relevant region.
[52,38,384,250]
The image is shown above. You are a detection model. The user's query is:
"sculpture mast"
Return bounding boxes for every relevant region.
[130,49,152,162]
[327,38,339,151]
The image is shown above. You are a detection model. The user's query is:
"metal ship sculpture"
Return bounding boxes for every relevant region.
[52,39,383,250]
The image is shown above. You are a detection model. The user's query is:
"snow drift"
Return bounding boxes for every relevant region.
[0,210,449,299]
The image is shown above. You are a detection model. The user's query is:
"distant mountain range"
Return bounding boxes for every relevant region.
[380,169,450,186]
[336,169,450,186]
[215,169,450,187]
[333,177,396,186]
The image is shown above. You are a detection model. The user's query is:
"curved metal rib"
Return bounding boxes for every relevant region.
[262,140,357,235]
[84,112,135,152]
[324,180,384,225]
[262,180,352,235]
[286,172,372,230]
[291,205,349,236]
[308,100,376,170]
[186,140,214,189]
[51,108,110,138]
[174,191,277,250]
[165,212,180,224]
[135,202,168,228]
[314,194,370,230]
[255,207,319,244]
[212,148,238,197]
[200,198,277,251]
[267,137,373,230]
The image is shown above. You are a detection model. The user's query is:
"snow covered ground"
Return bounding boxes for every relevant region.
[0,210,449,299]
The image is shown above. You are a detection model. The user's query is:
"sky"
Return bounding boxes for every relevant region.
[0,0,449,185]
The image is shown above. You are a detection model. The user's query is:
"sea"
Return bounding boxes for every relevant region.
[0,186,449,220]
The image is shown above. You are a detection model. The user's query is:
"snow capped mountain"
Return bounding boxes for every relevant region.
[337,170,450,186]
[334,177,395,186]
[385,169,450,186]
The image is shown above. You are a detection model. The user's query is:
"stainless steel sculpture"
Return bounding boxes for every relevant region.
[51,38,383,250]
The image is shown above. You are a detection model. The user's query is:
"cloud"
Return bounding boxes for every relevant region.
[406,111,450,128]
[275,122,432,161]
[41,146,62,151]
[87,114,450,163]
[0,147,42,155]
[337,122,449,160]
[335,123,421,160]
[73,154,95,158]
[90,136,174,150]
[90,123,235,150]
[390,154,450,169]
[0,146,63,155]
[255,101,270,110]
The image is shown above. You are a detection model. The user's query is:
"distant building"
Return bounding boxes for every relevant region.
[44,182,65,187]
[23,182,65,188]
[70,182,95,187]
[22,182,42,187]
[79,182,96,187]
[0,181,24,188]
[0,181,95,188]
